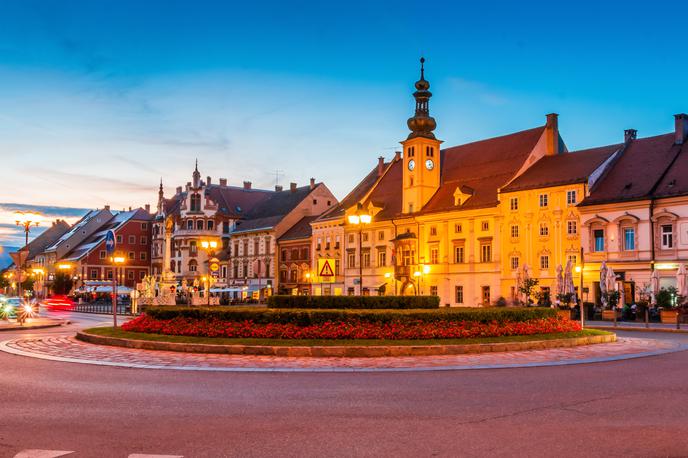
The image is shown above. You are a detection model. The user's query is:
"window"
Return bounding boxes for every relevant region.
[402,249,415,266]
[408,203,414,213]
[594,229,604,252]
[187,220,193,230]
[116,235,123,244]
[128,251,135,260]
[290,270,297,282]
[567,220,577,235]
[279,270,287,282]
[291,249,299,260]
[141,223,148,230]
[140,236,147,245]
[106,270,113,280]
[348,287,355,296]
[661,225,673,249]
[510,225,519,238]
[347,252,356,269]
[190,193,201,212]
[539,194,548,208]
[377,249,386,267]
[481,221,489,231]
[480,243,492,263]
[348,234,354,244]
[301,248,309,259]
[430,247,439,264]
[127,235,135,244]
[454,246,464,264]
[207,220,214,231]
[196,220,204,230]
[335,260,340,275]
[455,286,464,304]
[313,199,318,205]
[99,250,106,259]
[429,226,437,236]
[623,227,635,251]
[539,223,549,237]
[455,223,462,233]
[222,221,230,234]
[190,241,198,256]
[90,269,98,279]
[407,146,415,157]
[430,286,438,296]
[177,260,181,273]
[540,255,549,269]
[140,252,147,261]
[362,232,369,242]
[378,231,384,241]
[510,197,518,211]
[567,255,577,265]
[139,271,146,280]
[127,271,134,280]
[510,256,519,270]
[362,250,370,268]
[566,190,577,205]
[426,146,434,157]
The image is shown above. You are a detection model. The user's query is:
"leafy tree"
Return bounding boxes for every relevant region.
[52,272,74,295]
[517,278,539,305]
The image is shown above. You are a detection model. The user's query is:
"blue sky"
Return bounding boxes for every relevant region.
[1,0,688,244]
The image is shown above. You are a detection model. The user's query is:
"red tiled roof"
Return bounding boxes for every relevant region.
[653,144,688,198]
[315,164,382,222]
[278,215,319,242]
[581,133,683,206]
[364,159,403,220]
[205,185,273,218]
[501,144,620,193]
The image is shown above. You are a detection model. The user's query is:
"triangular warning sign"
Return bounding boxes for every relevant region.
[319,260,335,277]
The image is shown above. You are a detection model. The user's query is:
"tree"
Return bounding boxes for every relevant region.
[517,278,539,305]
[52,272,74,296]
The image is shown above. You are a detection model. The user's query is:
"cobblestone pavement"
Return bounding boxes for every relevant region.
[0,335,684,372]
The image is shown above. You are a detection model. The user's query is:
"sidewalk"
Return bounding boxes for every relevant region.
[0,317,68,332]
[587,320,688,333]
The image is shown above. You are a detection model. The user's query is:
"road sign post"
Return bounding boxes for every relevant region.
[105,230,118,327]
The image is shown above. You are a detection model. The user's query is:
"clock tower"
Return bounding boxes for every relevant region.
[402,57,442,214]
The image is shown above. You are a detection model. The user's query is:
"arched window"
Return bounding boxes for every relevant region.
[207,220,214,231]
[187,220,193,230]
[188,259,198,272]
[190,193,201,212]
[196,220,204,230]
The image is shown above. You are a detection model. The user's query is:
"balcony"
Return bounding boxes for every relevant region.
[172,229,219,238]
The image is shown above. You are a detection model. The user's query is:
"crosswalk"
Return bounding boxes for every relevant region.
[14,451,183,458]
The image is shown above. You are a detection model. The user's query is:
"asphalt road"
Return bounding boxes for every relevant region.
[1,311,687,458]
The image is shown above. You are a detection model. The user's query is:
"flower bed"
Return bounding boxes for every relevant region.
[267,295,439,309]
[122,314,580,340]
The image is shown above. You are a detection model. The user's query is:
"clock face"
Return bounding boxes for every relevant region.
[425,159,434,170]
[408,160,415,171]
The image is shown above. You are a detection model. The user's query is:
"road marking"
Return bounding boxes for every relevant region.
[14,451,74,458]
[129,455,184,458]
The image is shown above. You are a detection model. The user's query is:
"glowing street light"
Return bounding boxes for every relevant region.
[347,203,372,295]
[14,211,42,304]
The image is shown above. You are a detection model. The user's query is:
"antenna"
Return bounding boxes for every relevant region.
[274,169,284,187]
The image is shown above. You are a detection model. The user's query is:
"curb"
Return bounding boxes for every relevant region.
[0,320,68,332]
[76,330,617,358]
[589,326,688,334]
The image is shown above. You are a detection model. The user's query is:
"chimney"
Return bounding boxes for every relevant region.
[275,185,283,192]
[624,129,637,143]
[290,182,297,192]
[104,205,110,211]
[394,150,401,161]
[206,176,212,185]
[176,186,182,194]
[377,156,385,176]
[144,204,151,213]
[243,181,252,190]
[128,206,132,211]
[219,178,227,186]
[310,178,315,190]
[545,113,559,156]
[674,113,688,144]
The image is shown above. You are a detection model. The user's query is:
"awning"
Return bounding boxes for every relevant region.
[93,286,133,294]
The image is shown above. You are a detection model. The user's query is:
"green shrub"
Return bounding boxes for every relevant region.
[145,306,556,326]
[266,295,440,309]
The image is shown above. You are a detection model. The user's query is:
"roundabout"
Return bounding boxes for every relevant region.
[0,333,682,372]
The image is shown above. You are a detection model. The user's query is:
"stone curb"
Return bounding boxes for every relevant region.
[0,320,67,332]
[590,325,688,334]
[76,330,616,358]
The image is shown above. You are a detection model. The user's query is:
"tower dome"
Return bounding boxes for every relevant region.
[407,57,437,140]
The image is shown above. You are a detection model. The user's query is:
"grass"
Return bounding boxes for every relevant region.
[83,327,611,347]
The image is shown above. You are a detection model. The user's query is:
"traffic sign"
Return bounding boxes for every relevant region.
[209,262,220,272]
[317,258,335,283]
[105,230,116,255]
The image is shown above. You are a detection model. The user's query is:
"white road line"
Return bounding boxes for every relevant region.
[128,455,184,458]
[14,450,74,458]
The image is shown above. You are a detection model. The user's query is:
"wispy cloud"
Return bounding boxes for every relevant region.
[0,203,89,245]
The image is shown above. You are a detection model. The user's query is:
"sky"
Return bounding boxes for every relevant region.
[1,0,688,245]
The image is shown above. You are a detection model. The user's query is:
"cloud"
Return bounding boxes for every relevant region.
[0,203,89,245]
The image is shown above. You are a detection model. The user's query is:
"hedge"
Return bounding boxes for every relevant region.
[266,295,439,309]
[145,306,557,326]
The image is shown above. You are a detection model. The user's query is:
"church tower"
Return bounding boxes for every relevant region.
[156,178,165,216]
[402,57,442,214]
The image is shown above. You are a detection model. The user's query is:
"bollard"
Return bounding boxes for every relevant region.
[645,307,649,328]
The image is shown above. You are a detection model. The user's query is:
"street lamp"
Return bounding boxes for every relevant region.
[200,239,218,306]
[111,256,125,327]
[14,211,42,302]
[347,203,371,295]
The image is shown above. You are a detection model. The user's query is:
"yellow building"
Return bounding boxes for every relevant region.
[498,143,619,303]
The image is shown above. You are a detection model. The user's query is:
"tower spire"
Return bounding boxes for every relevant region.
[192,159,201,188]
[406,57,436,140]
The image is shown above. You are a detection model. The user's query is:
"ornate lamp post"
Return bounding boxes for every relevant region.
[14,211,42,302]
[200,240,218,306]
[347,203,372,295]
